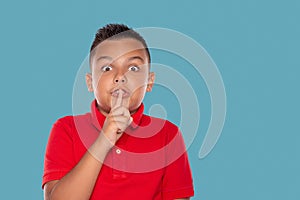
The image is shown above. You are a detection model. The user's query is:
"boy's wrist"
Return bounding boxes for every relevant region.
[88,133,114,162]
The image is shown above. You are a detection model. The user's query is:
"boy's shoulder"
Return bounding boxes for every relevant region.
[52,113,92,129]
[142,114,180,132]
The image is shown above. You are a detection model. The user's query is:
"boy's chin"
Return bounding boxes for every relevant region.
[96,100,141,114]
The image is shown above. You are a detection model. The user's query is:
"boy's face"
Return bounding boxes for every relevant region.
[86,38,154,115]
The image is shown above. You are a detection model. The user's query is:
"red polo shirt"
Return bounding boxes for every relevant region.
[43,100,194,200]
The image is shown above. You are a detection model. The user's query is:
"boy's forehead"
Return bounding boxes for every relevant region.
[93,38,148,61]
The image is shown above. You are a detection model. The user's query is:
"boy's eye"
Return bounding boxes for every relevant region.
[128,65,140,72]
[101,65,113,72]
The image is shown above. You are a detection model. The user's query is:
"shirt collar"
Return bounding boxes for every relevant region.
[90,99,144,131]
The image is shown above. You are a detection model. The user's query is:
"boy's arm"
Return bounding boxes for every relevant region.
[43,133,111,200]
[44,93,132,200]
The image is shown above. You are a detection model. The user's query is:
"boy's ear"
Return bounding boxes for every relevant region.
[146,72,155,92]
[85,73,94,92]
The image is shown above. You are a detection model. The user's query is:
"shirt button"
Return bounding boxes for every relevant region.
[116,149,121,154]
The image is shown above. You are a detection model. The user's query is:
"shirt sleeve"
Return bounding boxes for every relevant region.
[42,117,76,188]
[162,123,194,200]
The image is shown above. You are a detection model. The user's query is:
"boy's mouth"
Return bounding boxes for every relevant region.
[111,88,130,98]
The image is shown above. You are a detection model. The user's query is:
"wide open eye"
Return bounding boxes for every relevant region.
[128,65,140,72]
[101,65,113,72]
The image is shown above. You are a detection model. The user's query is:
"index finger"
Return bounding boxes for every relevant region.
[114,90,123,108]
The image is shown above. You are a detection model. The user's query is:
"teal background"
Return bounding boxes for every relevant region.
[1,0,299,199]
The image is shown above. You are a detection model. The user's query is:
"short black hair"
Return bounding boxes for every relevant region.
[89,23,151,64]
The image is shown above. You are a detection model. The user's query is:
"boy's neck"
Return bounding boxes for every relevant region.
[96,105,139,117]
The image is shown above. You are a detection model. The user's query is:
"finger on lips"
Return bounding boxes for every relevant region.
[114,89,123,108]
[111,90,132,134]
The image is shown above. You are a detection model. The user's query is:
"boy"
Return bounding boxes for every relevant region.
[42,24,194,200]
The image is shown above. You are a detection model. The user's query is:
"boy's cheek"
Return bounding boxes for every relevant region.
[127,75,149,85]
[93,75,108,87]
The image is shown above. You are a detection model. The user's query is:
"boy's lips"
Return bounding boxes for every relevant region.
[111,88,130,98]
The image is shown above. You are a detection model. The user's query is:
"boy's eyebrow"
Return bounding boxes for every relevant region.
[127,56,144,62]
[96,56,113,62]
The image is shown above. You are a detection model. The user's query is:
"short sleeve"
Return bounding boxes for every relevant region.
[162,124,194,200]
[42,117,76,188]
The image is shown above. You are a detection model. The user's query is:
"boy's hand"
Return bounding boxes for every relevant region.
[101,90,133,146]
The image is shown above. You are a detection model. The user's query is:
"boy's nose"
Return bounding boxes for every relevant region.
[114,74,127,84]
